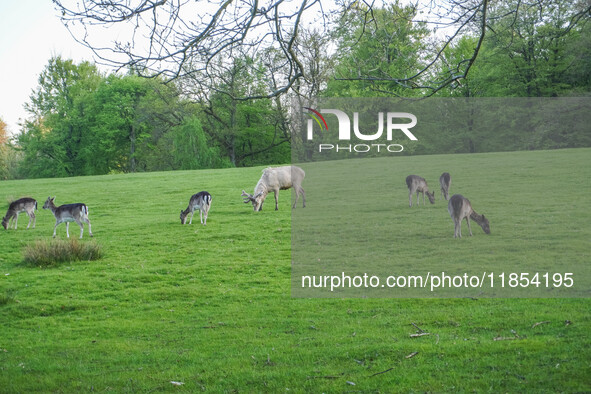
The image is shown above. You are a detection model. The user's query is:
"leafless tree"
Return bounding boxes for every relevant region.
[53,0,327,100]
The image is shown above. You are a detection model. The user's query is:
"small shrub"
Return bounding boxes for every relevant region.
[23,239,103,267]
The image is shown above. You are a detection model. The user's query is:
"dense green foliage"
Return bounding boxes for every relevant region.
[13,57,290,179]
[0,149,589,391]
[324,3,429,97]
[441,1,591,97]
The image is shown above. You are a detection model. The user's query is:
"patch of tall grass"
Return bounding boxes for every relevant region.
[22,239,103,267]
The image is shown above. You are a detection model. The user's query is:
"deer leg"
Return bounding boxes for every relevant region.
[31,212,36,229]
[292,188,299,209]
[274,191,279,210]
[14,213,18,229]
[76,220,84,239]
[454,219,461,238]
[301,187,306,208]
[86,218,93,237]
[409,191,412,207]
[53,222,58,238]
[26,213,33,229]
[189,211,194,225]
[466,217,473,236]
[66,222,70,238]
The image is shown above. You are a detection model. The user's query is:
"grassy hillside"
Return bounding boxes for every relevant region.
[0,149,589,392]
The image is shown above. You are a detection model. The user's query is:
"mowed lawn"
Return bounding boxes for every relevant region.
[0,148,590,392]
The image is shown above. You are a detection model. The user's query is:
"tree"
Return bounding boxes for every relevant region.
[202,56,291,167]
[168,116,231,170]
[325,2,429,97]
[18,57,103,178]
[84,74,152,173]
[469,0,591,97]
[0,117,21,180]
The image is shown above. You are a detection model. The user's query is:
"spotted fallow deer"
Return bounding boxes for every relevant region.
[180,191,212,225]
[42,197,93,239]
[447,194,490,238]
[2,198,37,230]
[406,175,435,207]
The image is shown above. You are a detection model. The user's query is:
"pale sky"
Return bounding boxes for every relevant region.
[0,1,98,135]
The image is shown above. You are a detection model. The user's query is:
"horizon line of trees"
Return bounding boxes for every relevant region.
[0,0,589,180]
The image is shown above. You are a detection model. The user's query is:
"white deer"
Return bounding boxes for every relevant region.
[242,165,306,211]
[2,198,37,230]
[42,197,93,239]
[406,175,435,207]
[447,194,490,238]
[180,191,212,225]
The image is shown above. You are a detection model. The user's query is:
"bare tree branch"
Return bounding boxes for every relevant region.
[52,0,590,99]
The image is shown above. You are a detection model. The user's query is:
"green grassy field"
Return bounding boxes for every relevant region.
[0,149,590,392]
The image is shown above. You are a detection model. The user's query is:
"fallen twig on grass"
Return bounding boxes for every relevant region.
[410,332,431,338]
[307,374,343,380]
[494,330,522,341]
[532,321,550,328]
[370,367,395,377]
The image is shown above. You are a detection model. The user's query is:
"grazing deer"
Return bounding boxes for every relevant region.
[2,198,37,230]
[180,191,212,225]
[439,172,451,201]
[447,194,490,238]
[242,165,306,211]
[406,175,435,207]
[42,197,93,239]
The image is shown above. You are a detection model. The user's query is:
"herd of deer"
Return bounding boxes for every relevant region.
[406,173,491,238]
[1,165,488,239]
